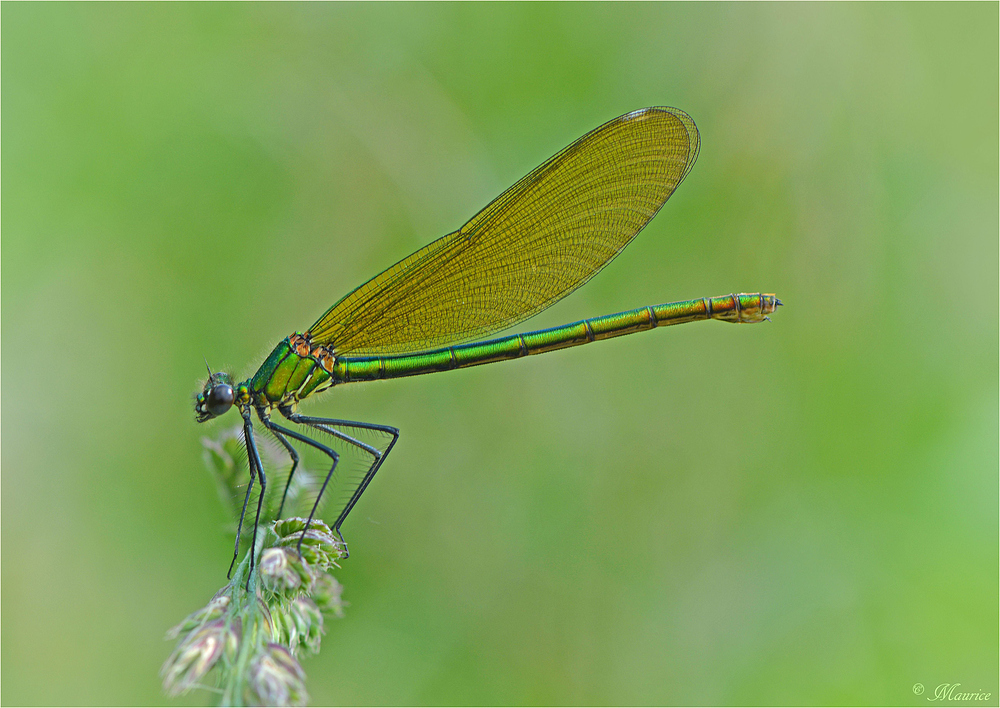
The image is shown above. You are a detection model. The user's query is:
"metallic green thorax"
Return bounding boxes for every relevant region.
[247,293,778,405]
[248,334,335,408]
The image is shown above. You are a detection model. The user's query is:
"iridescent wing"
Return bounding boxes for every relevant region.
[308,107,699,356]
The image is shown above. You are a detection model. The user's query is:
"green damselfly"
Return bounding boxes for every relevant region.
[196,107,781,582]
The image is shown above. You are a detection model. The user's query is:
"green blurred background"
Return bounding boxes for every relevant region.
[3,3,997,705]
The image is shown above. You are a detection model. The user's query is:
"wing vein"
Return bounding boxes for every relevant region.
[308,107,699,356]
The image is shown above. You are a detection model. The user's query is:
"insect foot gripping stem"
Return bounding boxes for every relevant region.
[162,518,348,707]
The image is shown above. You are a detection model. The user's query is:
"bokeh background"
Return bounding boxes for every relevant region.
[3,3,997,705]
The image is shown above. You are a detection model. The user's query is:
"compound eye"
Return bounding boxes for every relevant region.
[207,383,234,416]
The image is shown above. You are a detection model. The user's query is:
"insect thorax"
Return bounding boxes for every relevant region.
[248,333,339,407]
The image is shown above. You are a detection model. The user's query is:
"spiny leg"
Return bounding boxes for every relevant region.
[242,409,267,591]
[259,415,340,558]
[280,411,399,550]
[229,410,264,579]
[228,418,256,579]
[267,426,300,521]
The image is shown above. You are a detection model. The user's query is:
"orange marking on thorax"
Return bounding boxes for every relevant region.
[311,346,336,373]
[289,332,336,374]
[290,333,312,357]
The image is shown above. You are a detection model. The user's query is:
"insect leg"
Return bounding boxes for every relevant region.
[260,416,340,558]
[266,427,300,521]
[229,411,261,579]
[243,409,267,590]
[228,450,254,579]
[280,412,399,547]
